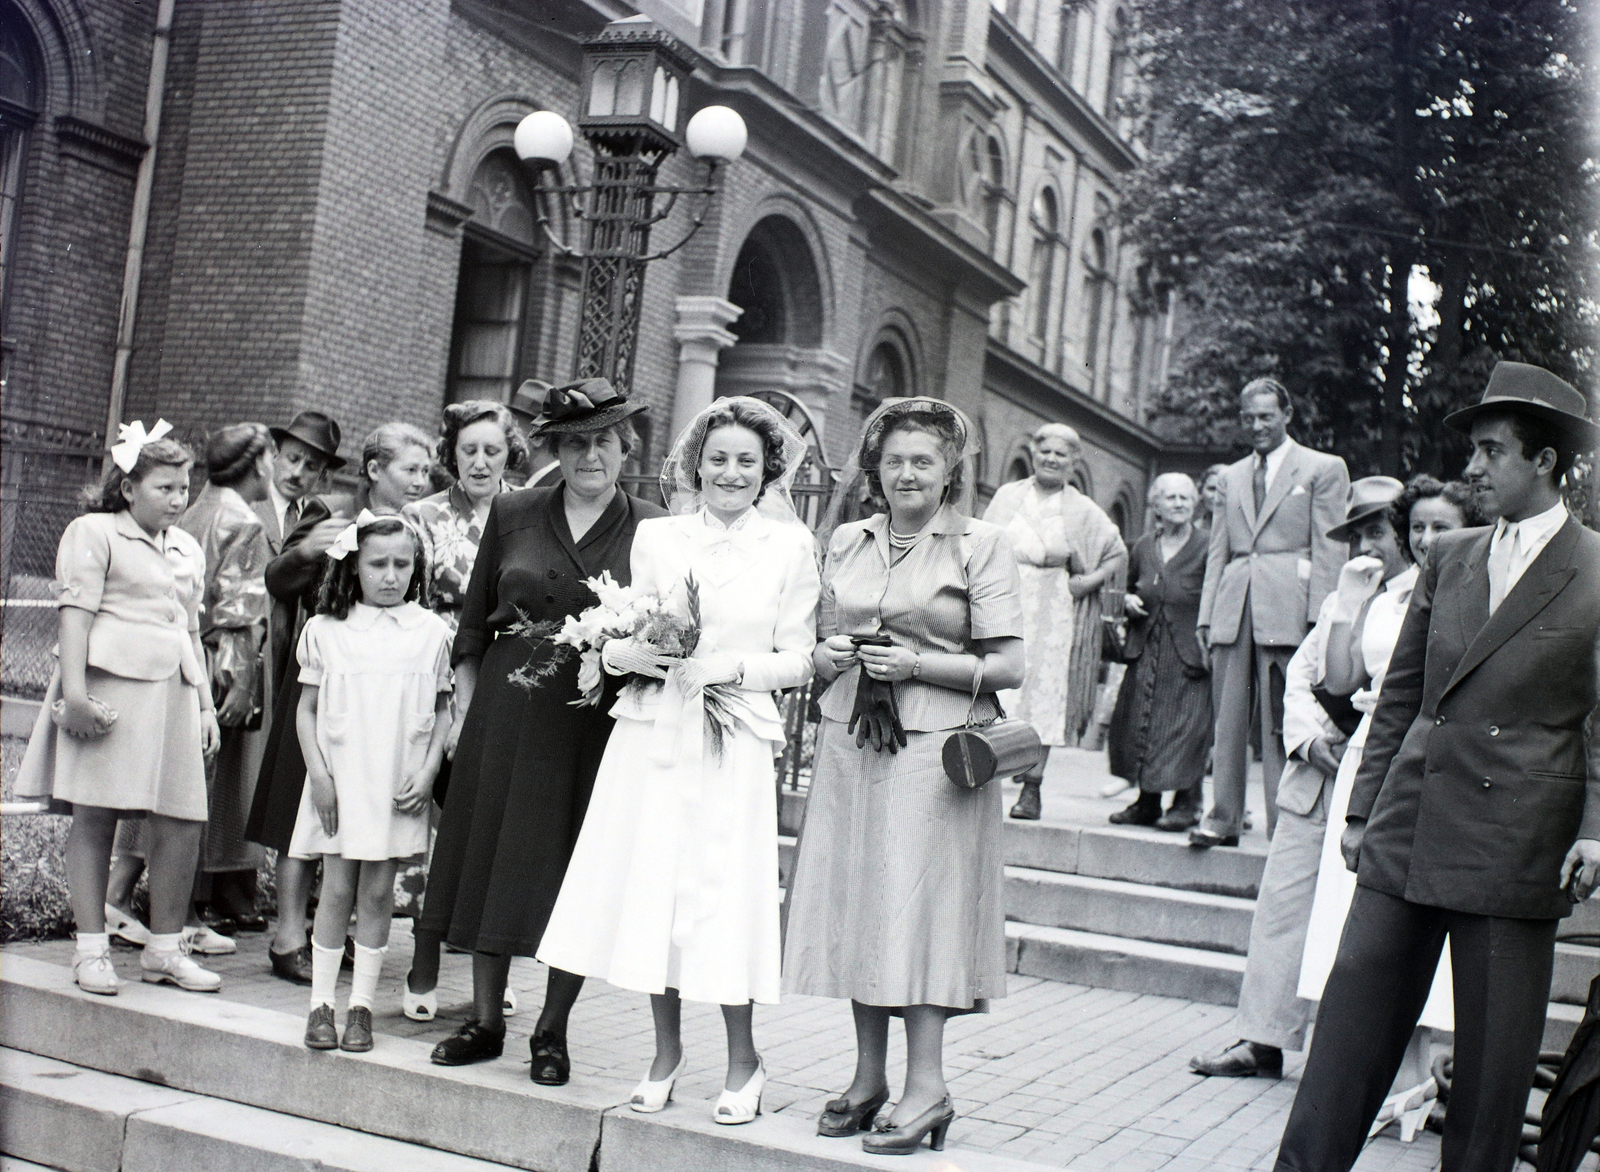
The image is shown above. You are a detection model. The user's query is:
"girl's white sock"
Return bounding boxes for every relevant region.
[75,931,110,956]
[310,941,344,1010]
[348,943,388,1011]
[145,932,183,955]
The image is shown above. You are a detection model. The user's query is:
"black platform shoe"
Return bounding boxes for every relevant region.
[431,1018,506,1066]
[529,1030,571,1085]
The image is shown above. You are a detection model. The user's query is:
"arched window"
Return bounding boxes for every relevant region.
[1083,225,1108,371]
[1028,187,1059,341]
[983,135,1006,243]
[446,149,543,405]
[0,14,42,316]
[866,339,907,402]
[1103,7,1131,117]
[1007,456,1031,482]
[1056,2,1079,79]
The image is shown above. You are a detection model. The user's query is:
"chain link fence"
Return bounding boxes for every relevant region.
[2,435,101,702]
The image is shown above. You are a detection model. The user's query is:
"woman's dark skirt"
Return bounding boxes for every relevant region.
[1107,619,1213,794]
[420,635,616,957]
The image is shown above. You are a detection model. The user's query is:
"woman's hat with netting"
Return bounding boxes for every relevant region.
[820,396,983,546]
[659,395,811,525]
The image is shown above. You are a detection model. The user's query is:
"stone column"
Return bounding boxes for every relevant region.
[669,295,743,441]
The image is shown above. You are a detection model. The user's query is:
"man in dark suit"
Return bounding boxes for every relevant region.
[247,411,346,984]
[1194,378,1349,846]
[1273,362,1600,1172]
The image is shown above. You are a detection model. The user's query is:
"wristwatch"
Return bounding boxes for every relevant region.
[910,653,922,679]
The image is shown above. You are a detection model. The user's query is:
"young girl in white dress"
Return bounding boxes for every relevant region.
[537,398,819,1124]
[291,512,453,1053]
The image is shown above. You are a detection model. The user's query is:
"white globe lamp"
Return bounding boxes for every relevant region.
[515,111,575,166]
[685,105,747,163]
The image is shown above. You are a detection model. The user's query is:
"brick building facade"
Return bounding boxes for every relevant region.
[2,0,1217,575]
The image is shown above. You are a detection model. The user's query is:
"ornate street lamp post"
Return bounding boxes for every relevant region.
[514,16,747,393]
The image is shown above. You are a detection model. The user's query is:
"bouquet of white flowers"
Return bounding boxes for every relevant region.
[509,570,738,755]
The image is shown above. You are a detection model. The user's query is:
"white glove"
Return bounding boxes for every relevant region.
[676,654,742,697]
[601,638,677,679]
[1332,555,1386,620]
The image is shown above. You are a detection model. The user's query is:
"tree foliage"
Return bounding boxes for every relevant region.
[1118,0,1596,486]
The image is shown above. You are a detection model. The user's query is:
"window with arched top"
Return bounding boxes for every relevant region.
[1083,217,1110,372]
[0,13,41,317]
[1028,187,1060,341]
[1007,456,1031,483]
[447,149,544,405]
[1104,7,1131,117]
[983,135,1007,243]
[1056,2,1080,79]
[867,339,907,401]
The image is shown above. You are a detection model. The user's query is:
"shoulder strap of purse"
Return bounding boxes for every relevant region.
[965,655,1008,728]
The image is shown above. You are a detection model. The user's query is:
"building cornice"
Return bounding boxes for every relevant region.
[425,191,475,236]
[55,115,146,178]
[985,338,1162,459]
[859,189,1025,307]
[987,15,1138,172]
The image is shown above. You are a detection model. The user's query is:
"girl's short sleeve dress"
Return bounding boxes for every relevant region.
[15,511,210,820]
[287,601,452,862]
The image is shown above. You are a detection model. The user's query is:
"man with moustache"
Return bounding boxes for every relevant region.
[1193,379,1349,847]
[1273,362,1600,1172]
[247,411,348,984]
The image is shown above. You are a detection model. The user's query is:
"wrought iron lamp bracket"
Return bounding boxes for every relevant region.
[530,160,724,262]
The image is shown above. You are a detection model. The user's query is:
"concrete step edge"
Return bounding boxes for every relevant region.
[1004,866,1257,910]
[0,956,1062,1172]
[1004,920,1247,971]
[1,1047,512,1172]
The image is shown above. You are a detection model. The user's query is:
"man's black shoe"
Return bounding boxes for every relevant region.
[1189,1040,1283,1078]
[1188,828,1240,849]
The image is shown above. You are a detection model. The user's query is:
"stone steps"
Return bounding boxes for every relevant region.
[1005,867,1255,955]
[0,955,1050,1172]
[0,1047,512,1172]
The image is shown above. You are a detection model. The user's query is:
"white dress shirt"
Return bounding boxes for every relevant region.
[1257,436,1295,493]
[267,480,294,536]
[1487,499,1567,613]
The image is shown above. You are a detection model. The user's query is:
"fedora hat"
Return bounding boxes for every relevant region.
[1326,475,1405,542]
[1444,361,1598,449]
[529,378,648,437]
[269,410,345,469]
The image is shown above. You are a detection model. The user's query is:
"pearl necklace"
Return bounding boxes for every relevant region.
[887,527,922,552]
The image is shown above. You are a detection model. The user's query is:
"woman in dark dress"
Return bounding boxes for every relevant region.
[422,379,666,1084]
[1106,472,1213,831]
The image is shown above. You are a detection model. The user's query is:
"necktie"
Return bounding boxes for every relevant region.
[286,498,303,532]
[1487,522,1517,615]
[1252,455,1267,515]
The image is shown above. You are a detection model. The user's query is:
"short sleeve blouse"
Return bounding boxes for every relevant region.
[55,510,206,683]
[817,506,1024,731]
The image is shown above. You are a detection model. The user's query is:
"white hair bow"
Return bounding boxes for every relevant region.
[325,509,382,560]
[110,419,174,473]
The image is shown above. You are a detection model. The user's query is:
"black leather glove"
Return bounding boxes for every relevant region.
[848,673,908,754]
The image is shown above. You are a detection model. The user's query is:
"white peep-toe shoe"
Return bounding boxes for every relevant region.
[402,974,437,1022]
[714,1057,765,1125]
[630,1054,686,1113]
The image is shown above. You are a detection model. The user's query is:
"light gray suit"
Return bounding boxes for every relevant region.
[1198,439,1348,837]
[1234,594,1343,1050]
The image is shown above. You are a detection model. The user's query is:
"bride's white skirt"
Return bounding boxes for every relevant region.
[1298,717,1454,1031]
[537,713,782,1005]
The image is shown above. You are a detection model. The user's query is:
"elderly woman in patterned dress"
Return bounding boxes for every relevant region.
[400,400,526,1014]
[983,423,1126,820]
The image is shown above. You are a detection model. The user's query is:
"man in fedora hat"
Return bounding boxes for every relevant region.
[1191,477,1403,1082]
[1273,362,1600,1171]
[247,409,348,985]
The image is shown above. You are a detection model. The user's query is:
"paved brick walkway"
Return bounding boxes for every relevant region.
[5,921,1445,1171]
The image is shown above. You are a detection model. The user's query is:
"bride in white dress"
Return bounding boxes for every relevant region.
[537,397,819,1125]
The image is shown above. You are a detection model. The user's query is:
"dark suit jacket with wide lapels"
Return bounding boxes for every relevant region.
[1348,517,1600,921]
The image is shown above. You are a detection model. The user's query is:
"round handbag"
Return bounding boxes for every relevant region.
[942,660,1042,789]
